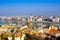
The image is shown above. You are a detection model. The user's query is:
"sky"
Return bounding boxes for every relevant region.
[0,0,60,16]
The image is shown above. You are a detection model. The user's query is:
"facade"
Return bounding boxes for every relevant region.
[37,17,42,22]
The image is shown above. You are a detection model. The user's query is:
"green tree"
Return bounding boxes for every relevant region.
[16,21,18,25]
[3,33,9,39]
[24,36,30,40]
[11,28,14,33]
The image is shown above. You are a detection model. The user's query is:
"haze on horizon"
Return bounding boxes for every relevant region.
[0,0,60,16]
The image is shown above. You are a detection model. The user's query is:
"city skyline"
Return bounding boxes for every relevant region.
[0,0,60,16]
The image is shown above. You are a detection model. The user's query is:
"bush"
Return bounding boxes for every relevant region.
[24,36,30,40]
[56,36,60,40]
[11,28,14,33]
[12,37,15,40]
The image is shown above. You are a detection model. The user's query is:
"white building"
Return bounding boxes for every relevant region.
[37,17,42,22]
[38,28,49,33]
[57,17,60,22]
[29,16,33,21]
[49,25,58,30]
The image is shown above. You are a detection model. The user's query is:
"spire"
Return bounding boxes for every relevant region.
[27,20,32,28]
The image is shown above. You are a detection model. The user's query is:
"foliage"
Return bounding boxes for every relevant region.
[24,36,30,40]
[11,28,14,33]
[0,25,1,27]
[12,37,15,40]
[59,22,60,25]
[16,29,18,33]
[16,21,18,25]
[3,33,9,38]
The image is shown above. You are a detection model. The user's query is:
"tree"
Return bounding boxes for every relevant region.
[15,21,18,25]
[11,28,14,33]
[24,36,30,40]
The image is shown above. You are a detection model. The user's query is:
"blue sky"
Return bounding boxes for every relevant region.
[0,0,60,16]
